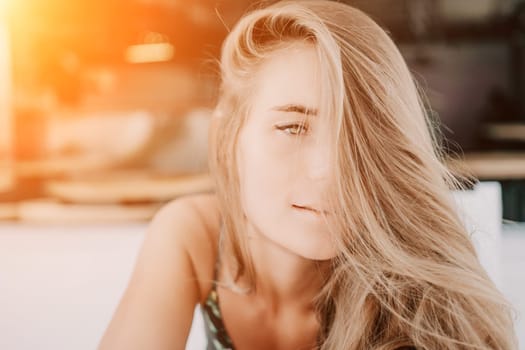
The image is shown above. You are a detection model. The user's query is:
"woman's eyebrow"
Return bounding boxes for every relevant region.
[270,104,318,116]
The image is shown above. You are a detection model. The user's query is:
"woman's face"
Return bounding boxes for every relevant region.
[237,42,337,260]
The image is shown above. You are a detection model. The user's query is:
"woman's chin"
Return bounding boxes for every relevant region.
[293,245,337,261]
[273,233,337,261]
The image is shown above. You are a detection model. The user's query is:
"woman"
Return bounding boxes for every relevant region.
[99,1,517,349]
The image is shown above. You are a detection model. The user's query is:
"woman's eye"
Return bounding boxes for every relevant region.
[275,123,309,136]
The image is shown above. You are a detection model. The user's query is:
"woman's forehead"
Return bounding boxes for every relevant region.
[250,42,323,113]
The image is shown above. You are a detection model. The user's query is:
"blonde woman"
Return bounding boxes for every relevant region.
[99,1,517,349]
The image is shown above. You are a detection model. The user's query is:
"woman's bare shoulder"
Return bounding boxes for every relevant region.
[155,192,222,302]
[98,193,221,349]
[158,192,221,250]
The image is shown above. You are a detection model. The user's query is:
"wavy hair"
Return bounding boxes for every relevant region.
[208,1,517,348]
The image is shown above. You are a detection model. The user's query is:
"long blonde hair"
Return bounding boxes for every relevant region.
[208,1,517,349]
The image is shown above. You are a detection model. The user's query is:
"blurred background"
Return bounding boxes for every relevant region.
[1,0,525,221]
[1,0,525,349]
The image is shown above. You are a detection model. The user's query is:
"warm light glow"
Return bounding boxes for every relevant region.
[0,7,12,192]
[0,0,9,15]
[125,42,175,64]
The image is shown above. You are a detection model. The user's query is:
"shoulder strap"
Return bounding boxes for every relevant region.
[211,224,225,289]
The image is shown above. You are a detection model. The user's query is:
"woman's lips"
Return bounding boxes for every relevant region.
[292,204,329,215]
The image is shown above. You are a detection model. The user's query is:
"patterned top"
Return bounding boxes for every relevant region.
[199,247,416,350]
[201,284,235,349]
[201,254,235,350]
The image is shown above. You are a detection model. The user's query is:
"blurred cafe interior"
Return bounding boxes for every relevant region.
[0,0,241,223]
[0,0,524,222]
[1,0,525,222]
[1,0,525,349]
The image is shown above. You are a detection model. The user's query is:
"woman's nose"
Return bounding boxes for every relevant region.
[306,141,333,181]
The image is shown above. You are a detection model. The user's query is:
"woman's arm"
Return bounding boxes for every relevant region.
[98,197,208,350]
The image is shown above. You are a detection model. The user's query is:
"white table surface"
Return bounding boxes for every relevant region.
[0,223,146,350]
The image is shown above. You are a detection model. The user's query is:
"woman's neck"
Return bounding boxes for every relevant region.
[240,222,331,315]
